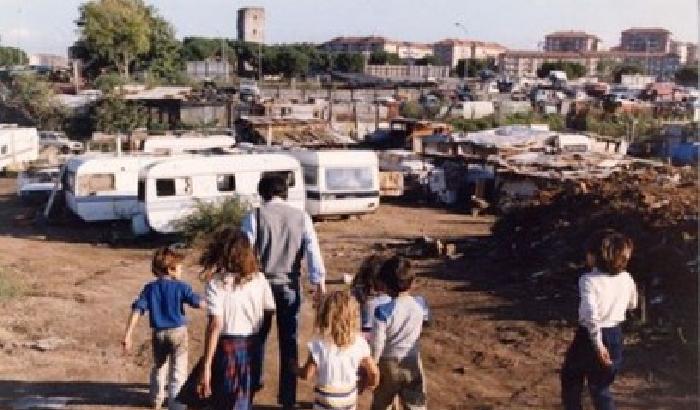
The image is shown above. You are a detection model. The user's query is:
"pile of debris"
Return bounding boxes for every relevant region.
[493,165,698,342]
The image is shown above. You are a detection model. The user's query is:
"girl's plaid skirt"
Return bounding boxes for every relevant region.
[210,334,261,410]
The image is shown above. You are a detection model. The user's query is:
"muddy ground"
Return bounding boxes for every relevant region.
[0,176,697,410]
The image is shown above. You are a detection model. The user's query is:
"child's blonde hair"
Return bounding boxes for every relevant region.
[316,290,360,347]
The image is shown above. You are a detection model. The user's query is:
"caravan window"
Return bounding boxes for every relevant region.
[0,145,7,155]
[263,171,295,188]
[156,178,192,197]
[217,174,236,192]
[325,167,374,191]
[77,173,115,195]
[303,166,318,186]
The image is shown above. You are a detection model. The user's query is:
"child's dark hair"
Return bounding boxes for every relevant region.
[380,256,414,295]
[152,246,185,276]
[585,229,634,274]
[352,254,387,298]
[258,175,288,201]
[198,226,240,281]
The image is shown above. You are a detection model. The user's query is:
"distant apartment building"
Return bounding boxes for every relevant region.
[544,31,600,52]
[28,53,69,68]
[498,51,621,78]
[433,39,507,67]
[322,36,433,59]
[619,28,671,53]
[237,7,265,43]
[671,41,698,65]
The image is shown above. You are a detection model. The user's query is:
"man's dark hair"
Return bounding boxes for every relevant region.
[380,256,414,295]
[258,174,288,201]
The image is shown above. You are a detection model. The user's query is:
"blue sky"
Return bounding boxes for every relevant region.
[0,0,697,55]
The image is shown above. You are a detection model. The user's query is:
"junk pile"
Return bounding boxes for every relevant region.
[493,165,698,344]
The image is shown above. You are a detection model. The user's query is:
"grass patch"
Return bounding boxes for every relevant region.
[0,267,20,299]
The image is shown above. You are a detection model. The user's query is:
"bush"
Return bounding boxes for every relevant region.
[174,197,250,244]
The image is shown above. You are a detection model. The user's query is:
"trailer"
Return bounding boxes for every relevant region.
[133,153,305,234]
[17,166,61,203]
[62,154,170,222]
[288,150,380,217]
[141,135,236,154]
[0,125,39,172]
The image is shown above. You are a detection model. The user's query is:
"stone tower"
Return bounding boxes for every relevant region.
[237,7,265,44]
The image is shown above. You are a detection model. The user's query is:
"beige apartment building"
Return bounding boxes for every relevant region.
[619,27,672,53]
[544,31,600,52]
[433,39,507,67]
[322,36,433,59]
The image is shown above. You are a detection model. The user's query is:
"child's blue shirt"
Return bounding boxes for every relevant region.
[132,277,202,330]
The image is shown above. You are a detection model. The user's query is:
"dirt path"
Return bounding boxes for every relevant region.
[0,178,696,410]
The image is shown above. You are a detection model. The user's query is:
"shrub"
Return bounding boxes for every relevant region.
[174,197,250,244]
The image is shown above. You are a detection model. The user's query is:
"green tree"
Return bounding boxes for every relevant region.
[675,65,699,87]
[93,91,146,134]
[333,53,365,73]
[612,64,644,83]
[0,46,28,66]
[78,0,152,79]
[7,74,66,129]
[276,47,310,77]
[140,14,183,84]
[537,61,587,79]
[368,50,401,65]
[415,55,439,66]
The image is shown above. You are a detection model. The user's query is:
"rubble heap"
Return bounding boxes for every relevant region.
[493,165,698,343]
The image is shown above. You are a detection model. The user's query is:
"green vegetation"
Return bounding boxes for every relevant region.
[612,64,644,83]
[451,112,567,132]
[5,74,66,129]
[0,267,20,299]
[92,91,146,134]
[536,61,587,79]
[675,65,699,87]
[0,46,28,66]
[368,51,402,66]
[456,58,496,77]
[415,55,439,66]
[174,197,249,244]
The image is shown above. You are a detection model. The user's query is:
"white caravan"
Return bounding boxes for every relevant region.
[63,154,170,222]
[0,125,39,171]
[134,154,305,234]
[288,150,380,217]
[141,135,236,154]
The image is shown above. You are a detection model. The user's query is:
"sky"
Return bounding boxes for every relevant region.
[0,0,697,55]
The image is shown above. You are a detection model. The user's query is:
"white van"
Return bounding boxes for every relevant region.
[63,154,169,222]
[0,125,39,171]
[134,154,305,234]
[141,135,236,154]
[288,150,380,217]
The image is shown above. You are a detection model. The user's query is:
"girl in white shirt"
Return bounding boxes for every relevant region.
[299,290,380,410]
[197,232,276,410]
[561,229,638,410]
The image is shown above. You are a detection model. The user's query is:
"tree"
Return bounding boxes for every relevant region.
[333,53,365,73]
[368,51,401,65]
[93,91,146,134]
[276,47,310,78]
[415,55,439,66]
[78,0,152,79]
[612,64,644,83]
[6,74,66,129]
[0,46,28,66]
[139,14,183,84]
[675,65,699,87]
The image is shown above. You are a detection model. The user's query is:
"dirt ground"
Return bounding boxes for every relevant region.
[0,176,697,410]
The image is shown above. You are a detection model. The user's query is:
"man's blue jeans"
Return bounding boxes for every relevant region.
[561,326,623,410]
[258,279,301,407]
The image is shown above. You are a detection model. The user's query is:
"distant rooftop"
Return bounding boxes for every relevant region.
[545,30,601,40]
[433,38,507,48]
[622,27,671,34]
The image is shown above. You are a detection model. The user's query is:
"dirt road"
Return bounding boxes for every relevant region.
[0,177,696,409]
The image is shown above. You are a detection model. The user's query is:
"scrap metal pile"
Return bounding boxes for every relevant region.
[492,165,698,344]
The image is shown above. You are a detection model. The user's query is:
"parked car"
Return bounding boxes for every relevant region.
[39,131,83,153]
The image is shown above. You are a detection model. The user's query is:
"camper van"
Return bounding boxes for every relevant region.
[134,154,304,234]
[141,135,236,154]
[0,125,39,172]
[63,154,170,222]
[288,150,380,217]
